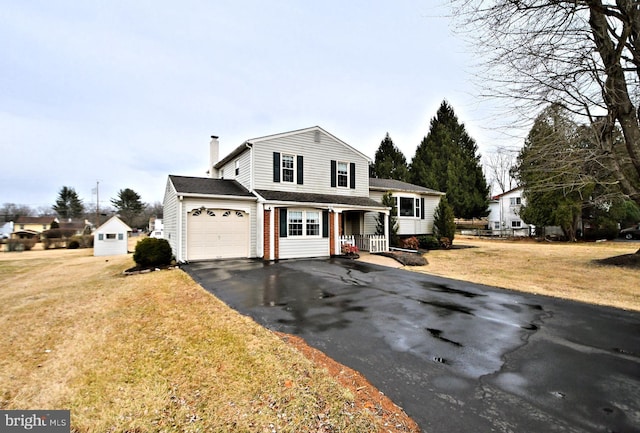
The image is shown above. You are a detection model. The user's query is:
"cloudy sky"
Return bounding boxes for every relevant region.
[1,1,519,211]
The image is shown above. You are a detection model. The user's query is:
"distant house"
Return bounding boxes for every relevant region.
[13,216,57,239]
[149,217,164,238]
[0,221,13,239]
[93,216,132,256]
[487,187,563,237]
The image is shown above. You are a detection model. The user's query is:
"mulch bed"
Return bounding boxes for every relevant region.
[377,251,428,266]
[594,250,640,269]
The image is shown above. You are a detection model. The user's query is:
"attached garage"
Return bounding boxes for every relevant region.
[187,208,250,260]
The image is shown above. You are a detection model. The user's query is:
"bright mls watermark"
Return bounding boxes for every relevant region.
[1,410,69,432]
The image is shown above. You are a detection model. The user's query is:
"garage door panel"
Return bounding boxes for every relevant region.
[187,209,249,260]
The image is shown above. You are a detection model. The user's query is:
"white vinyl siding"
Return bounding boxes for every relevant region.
[252,129,370,197]
[365,190,441,236]
[280,237,329,259]
[163,179,179,257]
[219,150,252,190]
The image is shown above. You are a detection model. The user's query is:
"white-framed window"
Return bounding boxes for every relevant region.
[235,160,240,176]
[306,211,320,236]
[287,210,322,237]
[510,197,522,206]
[511,220,522,228]
[106,233,117,240]
[493,221,501,229]
[288,211,303,236]
[282,154,295,183]
[337,162,348,187]
[398,196,417,217]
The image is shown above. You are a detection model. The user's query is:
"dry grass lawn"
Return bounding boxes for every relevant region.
[414,236,640,312]
[0,241,417,432]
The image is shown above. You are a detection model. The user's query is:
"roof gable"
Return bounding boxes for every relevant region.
[214,126,371,170]
[97,216,132,232]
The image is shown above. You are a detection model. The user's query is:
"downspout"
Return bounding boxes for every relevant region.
[178,195,184,262]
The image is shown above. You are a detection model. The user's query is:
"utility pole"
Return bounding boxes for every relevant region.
[95,181,100,227]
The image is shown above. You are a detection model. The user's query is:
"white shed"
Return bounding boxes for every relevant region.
[93,216,132,256]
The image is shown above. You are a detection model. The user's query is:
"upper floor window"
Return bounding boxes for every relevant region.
[273,152,304,185]
[282,154,295,182]
[330,160,356,189]
[337,162,348,187]
[510,197,522,206]
[235,160,240,176]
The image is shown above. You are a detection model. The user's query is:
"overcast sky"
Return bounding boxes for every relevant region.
[1,1,520,211]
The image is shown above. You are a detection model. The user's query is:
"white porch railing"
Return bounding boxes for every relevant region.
[339,235,388,253]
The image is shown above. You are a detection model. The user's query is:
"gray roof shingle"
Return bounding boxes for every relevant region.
[369,178,444,195]
[254,190,386,209]
[169,175,255,197]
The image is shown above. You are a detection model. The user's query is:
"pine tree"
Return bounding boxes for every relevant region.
[409,101,489,219]
[433,197,456,245]
[52,186,84,219]
[111,188,145,228]
[370,133,409,181]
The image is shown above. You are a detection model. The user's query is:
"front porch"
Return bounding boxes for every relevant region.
[339,234,388,253]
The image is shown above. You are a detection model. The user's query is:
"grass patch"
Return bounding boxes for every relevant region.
[415,237,640,311]
[0,247,385,432]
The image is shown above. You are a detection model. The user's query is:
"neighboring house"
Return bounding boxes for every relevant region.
[0,221,13,239]
[366,178,445,236]
[149,217,164,238]
[93,216,132,256]
[488,186,564,237]
[164,126,443,262]
[58,219,93,235]
[13,216,57,239]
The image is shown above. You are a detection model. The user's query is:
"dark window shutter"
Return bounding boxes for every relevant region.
[421,197,425,219]
[349,162,356,189]
[322,210,329,238]
[330,160,337,187]
[273,152,281,183]
[297,155,304,185]
[279,208,287,237]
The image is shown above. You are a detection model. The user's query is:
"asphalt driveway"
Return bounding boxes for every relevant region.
[183,258,640,433]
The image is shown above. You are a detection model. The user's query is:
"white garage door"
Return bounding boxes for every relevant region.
[187,208,250,260]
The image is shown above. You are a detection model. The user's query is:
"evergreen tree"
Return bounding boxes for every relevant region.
[375,192,399,247]
[370,133,409,181]
[433,197,456,245]
[52,186,84,219]
[409,101,489,219]
[111,188,145,228]
[515,104,589,241]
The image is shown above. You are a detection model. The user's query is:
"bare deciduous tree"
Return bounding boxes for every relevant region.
[453,0,640,205]
[484,146,518,195]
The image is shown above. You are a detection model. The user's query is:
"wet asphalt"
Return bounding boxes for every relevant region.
[183,258,640,433]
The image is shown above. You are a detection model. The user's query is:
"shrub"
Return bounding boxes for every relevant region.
[399,236,419,250]
[67,240,80,249]
[133,237,172,267]
[434,197,456,245]
[341,243,360,256]
[418,235,440,250]
[5,239,36,252]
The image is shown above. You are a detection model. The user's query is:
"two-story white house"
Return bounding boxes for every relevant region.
[164,126,443,261]
[487,187,531,236]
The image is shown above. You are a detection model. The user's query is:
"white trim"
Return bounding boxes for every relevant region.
[269,207,275,259]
